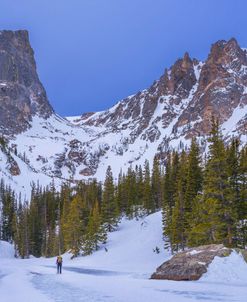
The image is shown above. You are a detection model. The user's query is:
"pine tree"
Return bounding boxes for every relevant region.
[101,166,119,232]
[184,138,203,238]
[162,151,180,250]
[125,166,137,218]
[151,157,162,211]
[17,200,29,258]
[170,151,188,251]
[237,145,247,247]
[83,200,107,255]
[135,165,144,217]
[60,182,72,253]
[28,184,43,257]
[143,160,152,214]
[189,118,236,246]
[116,169,125,215]
[1,185,15,242]
[63,195,88,257]
[162,152,173,249]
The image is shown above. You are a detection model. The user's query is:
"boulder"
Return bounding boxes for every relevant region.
[151,244,232,281]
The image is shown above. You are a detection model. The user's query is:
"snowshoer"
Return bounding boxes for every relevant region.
[56,255,63,274]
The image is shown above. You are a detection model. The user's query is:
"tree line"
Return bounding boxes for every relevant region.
[0,119,246,258]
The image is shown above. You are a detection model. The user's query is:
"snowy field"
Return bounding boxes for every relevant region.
[0,212,247,302]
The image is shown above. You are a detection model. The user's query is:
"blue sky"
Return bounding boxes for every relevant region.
[0,0,246,116]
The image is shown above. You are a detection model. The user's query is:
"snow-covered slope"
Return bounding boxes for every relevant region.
[1,38,247,195]
[64,211,247,284]
[64,211,168,273]
[1,212,247,302]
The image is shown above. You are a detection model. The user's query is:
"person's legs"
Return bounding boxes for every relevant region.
[57,264,59,274]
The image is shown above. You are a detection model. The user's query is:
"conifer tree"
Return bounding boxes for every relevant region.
[184,138,203,238]
[125,167,137,218]
[83,200,107,255]
[143,160,152,214]
[162,152,173,249]
[28,185,43,257]
[151,157,162,211]
[170,151,188,251]
[226,139,241,244]
[237,145,247,247]
[189,118,236,246]
[136,165,143,202]
[63,195,88,257]
[101,166,119,232]
[0,185,15,242]
[115,169,125,214]
[162,151,180,250]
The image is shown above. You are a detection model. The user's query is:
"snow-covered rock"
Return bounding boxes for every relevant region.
[1,33,247,195]
[151,244,247,281]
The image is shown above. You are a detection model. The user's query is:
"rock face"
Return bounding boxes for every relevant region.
[0,142,20,176]
[175,38,247,137]
[151,244,232,281]
[0,34,247,194]
[0,30,53,135]
[80,39,247,143]
[71,38,247,175]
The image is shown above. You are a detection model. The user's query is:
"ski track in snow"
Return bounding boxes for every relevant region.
[30,270,232,302]
[32,273,117,302]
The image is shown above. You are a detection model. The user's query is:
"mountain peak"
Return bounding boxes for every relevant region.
[0,29,53,135]
[207,38,246,67]
[183,51,191,61]
[0,35,246,193]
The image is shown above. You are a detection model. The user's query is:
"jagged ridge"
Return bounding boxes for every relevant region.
[0,33,246,196]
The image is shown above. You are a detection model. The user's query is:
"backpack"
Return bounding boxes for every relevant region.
[57,256,62,264]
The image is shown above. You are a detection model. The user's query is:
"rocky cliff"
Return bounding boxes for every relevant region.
[0,30,53,135]
[68,38,246,176]
[79,38,247,143]
[0,33,246,195]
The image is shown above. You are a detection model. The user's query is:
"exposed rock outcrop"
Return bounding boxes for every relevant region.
[7,156,20,176]
[175,38,247,138]
[0,30,53,135]
[151,244,232,281]
[0,33,246,191]
[77,38,246,166]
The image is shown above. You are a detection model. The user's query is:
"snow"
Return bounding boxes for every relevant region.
[187,250,201,256]
[201,251,247,285]
[222,103,247,142]
[194,62,204,81]
[1,54,246,197]
[63,211,168,273]
[0,241,15,259]
[0,212,247,302]
[1,114,98,198]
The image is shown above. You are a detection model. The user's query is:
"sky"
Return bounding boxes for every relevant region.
[0,0,246,116]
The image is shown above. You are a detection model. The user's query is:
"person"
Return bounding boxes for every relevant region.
[56,255,63,274]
